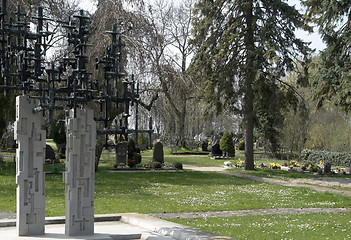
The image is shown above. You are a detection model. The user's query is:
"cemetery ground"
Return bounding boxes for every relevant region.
[1,147,351,239]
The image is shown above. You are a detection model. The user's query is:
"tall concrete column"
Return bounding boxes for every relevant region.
[14,95,46,236]
[64,109,96,236]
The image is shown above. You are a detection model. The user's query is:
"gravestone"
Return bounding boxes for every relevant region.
[153,142,164,164]
[201,141,208,151]
[324,162,332,174]
[137,144,147,151]
[211,139,222,157]
[116,142,128,166]
[45,145,56,163]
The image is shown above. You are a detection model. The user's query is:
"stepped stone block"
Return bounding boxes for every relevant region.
[64,109,96,236]
[14,96,46,236]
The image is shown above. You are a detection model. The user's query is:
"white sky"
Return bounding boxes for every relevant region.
[288,0,326,53]
[78,0,326,53]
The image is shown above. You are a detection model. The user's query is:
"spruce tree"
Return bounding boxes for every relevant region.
[191,0,311,170]
[302,0,351,112]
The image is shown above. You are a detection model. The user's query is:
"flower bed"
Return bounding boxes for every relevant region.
[225,159,350,175]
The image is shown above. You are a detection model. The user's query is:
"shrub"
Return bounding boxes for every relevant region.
[51,164,62,174]
[219,132,235,157]
[133,153,142,165]
[152,161,162,169]
[301,149,351,167]
[128,159,135,168]
[309,164,319,173]
[0,153,3,163]
[174,162,183,170]
[128,139,137,160]
[49,113,66,146]
[238,141,245,150]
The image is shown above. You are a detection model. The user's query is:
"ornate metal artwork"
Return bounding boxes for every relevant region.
[0,0,153,236]
[0,0,152,148]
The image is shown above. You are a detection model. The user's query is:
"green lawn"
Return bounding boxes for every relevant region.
[2,151,351,239]
[171,212,351,240]
[1,163,351,217]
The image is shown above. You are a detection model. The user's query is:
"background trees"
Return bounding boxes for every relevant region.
[130,0,196,148]
[302,0,351,112]
[2,0,350,166]
[191,0,311,169]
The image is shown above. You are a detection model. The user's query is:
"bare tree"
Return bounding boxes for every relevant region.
[88,0,145,169]
[130,0,195,147]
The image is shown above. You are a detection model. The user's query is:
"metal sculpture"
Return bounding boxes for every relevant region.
[0,0,153,237]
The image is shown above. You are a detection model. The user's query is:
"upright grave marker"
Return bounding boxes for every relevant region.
[153,142,164,164]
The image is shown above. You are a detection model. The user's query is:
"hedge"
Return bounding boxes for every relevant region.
[300,149,351,167]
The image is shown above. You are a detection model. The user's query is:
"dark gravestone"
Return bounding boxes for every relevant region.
[137,144,147,151]
[211,139,222,157]
[116,142,128,166]
[324,162,332,174]
[201,141,208,152]
[153,142,164,164]
[45,144,56,163]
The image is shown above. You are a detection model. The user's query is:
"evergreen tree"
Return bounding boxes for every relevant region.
[302,0,351,112]
[191,0,311,169]
[219,132,235,157]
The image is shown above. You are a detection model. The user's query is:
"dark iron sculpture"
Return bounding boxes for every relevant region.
[0,0,153,150]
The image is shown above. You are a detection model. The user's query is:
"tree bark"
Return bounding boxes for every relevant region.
[178,99,187,148]
[243,0,255,170]
[94,131,105,172]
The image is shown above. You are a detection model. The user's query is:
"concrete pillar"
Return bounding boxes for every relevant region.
[64,109,96,236]
[14,95,46,236]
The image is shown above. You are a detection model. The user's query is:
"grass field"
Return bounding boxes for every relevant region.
[1,163,351,215]
[171,212,351,239]
[1,148,351,239]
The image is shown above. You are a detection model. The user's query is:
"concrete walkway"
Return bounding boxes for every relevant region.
[0,214,234,240]
[183,165,351,197]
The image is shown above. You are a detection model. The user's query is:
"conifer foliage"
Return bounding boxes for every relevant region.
[191,0,311,169]
[219,132,235,157]
[302,0,351,112]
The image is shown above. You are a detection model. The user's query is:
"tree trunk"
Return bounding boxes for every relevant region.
[178,100,187,148]
[94,134,105,172]
[244,0,255,170]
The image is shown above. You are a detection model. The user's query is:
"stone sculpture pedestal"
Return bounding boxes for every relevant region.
[64,109,96,236]
[15,96,46,236]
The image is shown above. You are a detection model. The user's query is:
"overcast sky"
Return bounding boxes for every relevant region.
[78,0,326,53]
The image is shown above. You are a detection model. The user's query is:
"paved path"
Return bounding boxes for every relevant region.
[149,207,351,219]
[0,214,234,240]
[183,165,351,197]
